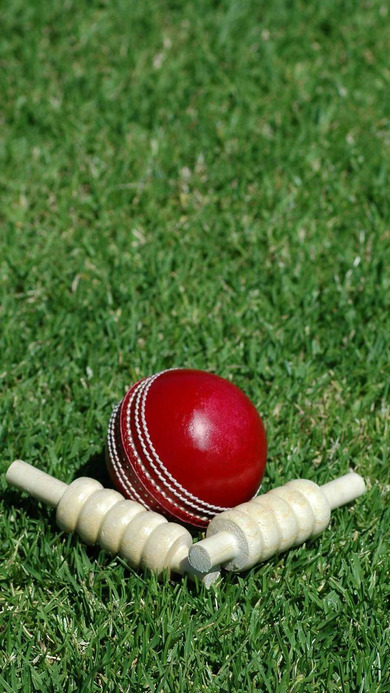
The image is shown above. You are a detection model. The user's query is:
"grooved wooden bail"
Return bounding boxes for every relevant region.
[188,473,366,573]
[6,460,220,586]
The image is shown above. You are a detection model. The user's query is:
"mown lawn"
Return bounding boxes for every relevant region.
[0,1,389,690]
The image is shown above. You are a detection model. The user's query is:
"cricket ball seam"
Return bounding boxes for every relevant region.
[133,370,229,513]
[110,401,163,512]
[132,376,221,517]
[123,380,211,524]
[139,372,230,513]
[107,403,149,508]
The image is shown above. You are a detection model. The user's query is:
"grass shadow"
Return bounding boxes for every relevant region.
[74,448,112,488]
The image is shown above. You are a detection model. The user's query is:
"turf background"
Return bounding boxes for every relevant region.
[1,1,389,691]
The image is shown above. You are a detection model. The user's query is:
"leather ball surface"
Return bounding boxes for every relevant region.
[106,368,267,528]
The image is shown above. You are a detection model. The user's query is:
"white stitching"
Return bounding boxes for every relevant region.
[123,378,211,524]
[133,369,229,513]
[107,402,149,508]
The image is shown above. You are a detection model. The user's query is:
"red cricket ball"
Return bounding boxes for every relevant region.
[106,369,267,528]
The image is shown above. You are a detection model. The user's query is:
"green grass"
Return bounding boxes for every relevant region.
[1,0,389,690]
